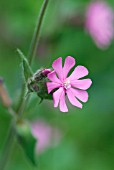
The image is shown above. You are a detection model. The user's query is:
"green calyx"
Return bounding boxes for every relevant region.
[27,69,53,101]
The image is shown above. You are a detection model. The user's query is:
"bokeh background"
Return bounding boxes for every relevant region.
[0,0,114,170]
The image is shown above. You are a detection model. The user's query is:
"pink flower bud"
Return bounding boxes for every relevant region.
[42,69,52,76]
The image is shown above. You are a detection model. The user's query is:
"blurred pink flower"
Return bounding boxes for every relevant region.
[31,120,61,154]
[85,1,114,49]
[46,56,92,112]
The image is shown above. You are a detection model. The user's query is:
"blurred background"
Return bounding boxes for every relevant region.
[0,0,114,169]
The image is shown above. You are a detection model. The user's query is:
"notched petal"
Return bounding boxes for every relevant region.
[52,57,63,80]
[46,82,60,93]
[66,89,82,108]
[59,91,68,112]
[69,65,89,80]
[53,87,63,108]
[48,71,61,83]
[63,56,75,79]
[70,88,89,103]
[71,79,92,90]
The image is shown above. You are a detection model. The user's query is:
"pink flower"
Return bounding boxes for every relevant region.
[46,56,92,112]
[31,120,61,154]
[85,1,114,49]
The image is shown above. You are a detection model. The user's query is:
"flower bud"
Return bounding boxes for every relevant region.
[27,68,52,101]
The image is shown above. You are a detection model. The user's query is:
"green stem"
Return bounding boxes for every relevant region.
[17,0,49,115]
[16,82,26,113]
[18,93,29,116]
[28,0,49,65]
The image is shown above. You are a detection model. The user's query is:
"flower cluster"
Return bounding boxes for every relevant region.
[46,56,92,112]
[85,1,114,49]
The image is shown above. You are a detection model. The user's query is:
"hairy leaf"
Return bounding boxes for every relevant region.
[17,49,33,81]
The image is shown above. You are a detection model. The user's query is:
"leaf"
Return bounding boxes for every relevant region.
[17,49,33,81]
[15,119,37,165]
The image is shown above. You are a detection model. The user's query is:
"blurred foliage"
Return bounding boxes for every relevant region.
[0,0,114,170]
[15,119,37,165]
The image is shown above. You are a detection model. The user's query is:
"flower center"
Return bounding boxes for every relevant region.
[63,79,71,89]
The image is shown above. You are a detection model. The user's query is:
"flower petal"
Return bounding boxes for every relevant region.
[69,66,89,80]
[53,87,63,108]
[52,57,63,80]
[70,88,88,102]
[46,82,60,93]
[66,89,82,108]
[59,90,68,112]
[63,56,75,79]
[47,71,61,83]
[71,79,92,90]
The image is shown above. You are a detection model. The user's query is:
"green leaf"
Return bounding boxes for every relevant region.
[17,49,33,81]
[15,119,37,165]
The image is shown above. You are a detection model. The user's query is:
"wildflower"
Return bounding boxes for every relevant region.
[85,1,114,49]
[31,120,61,153]
[46,56,92,112]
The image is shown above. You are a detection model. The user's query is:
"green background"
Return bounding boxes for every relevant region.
[0,0,114,169]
